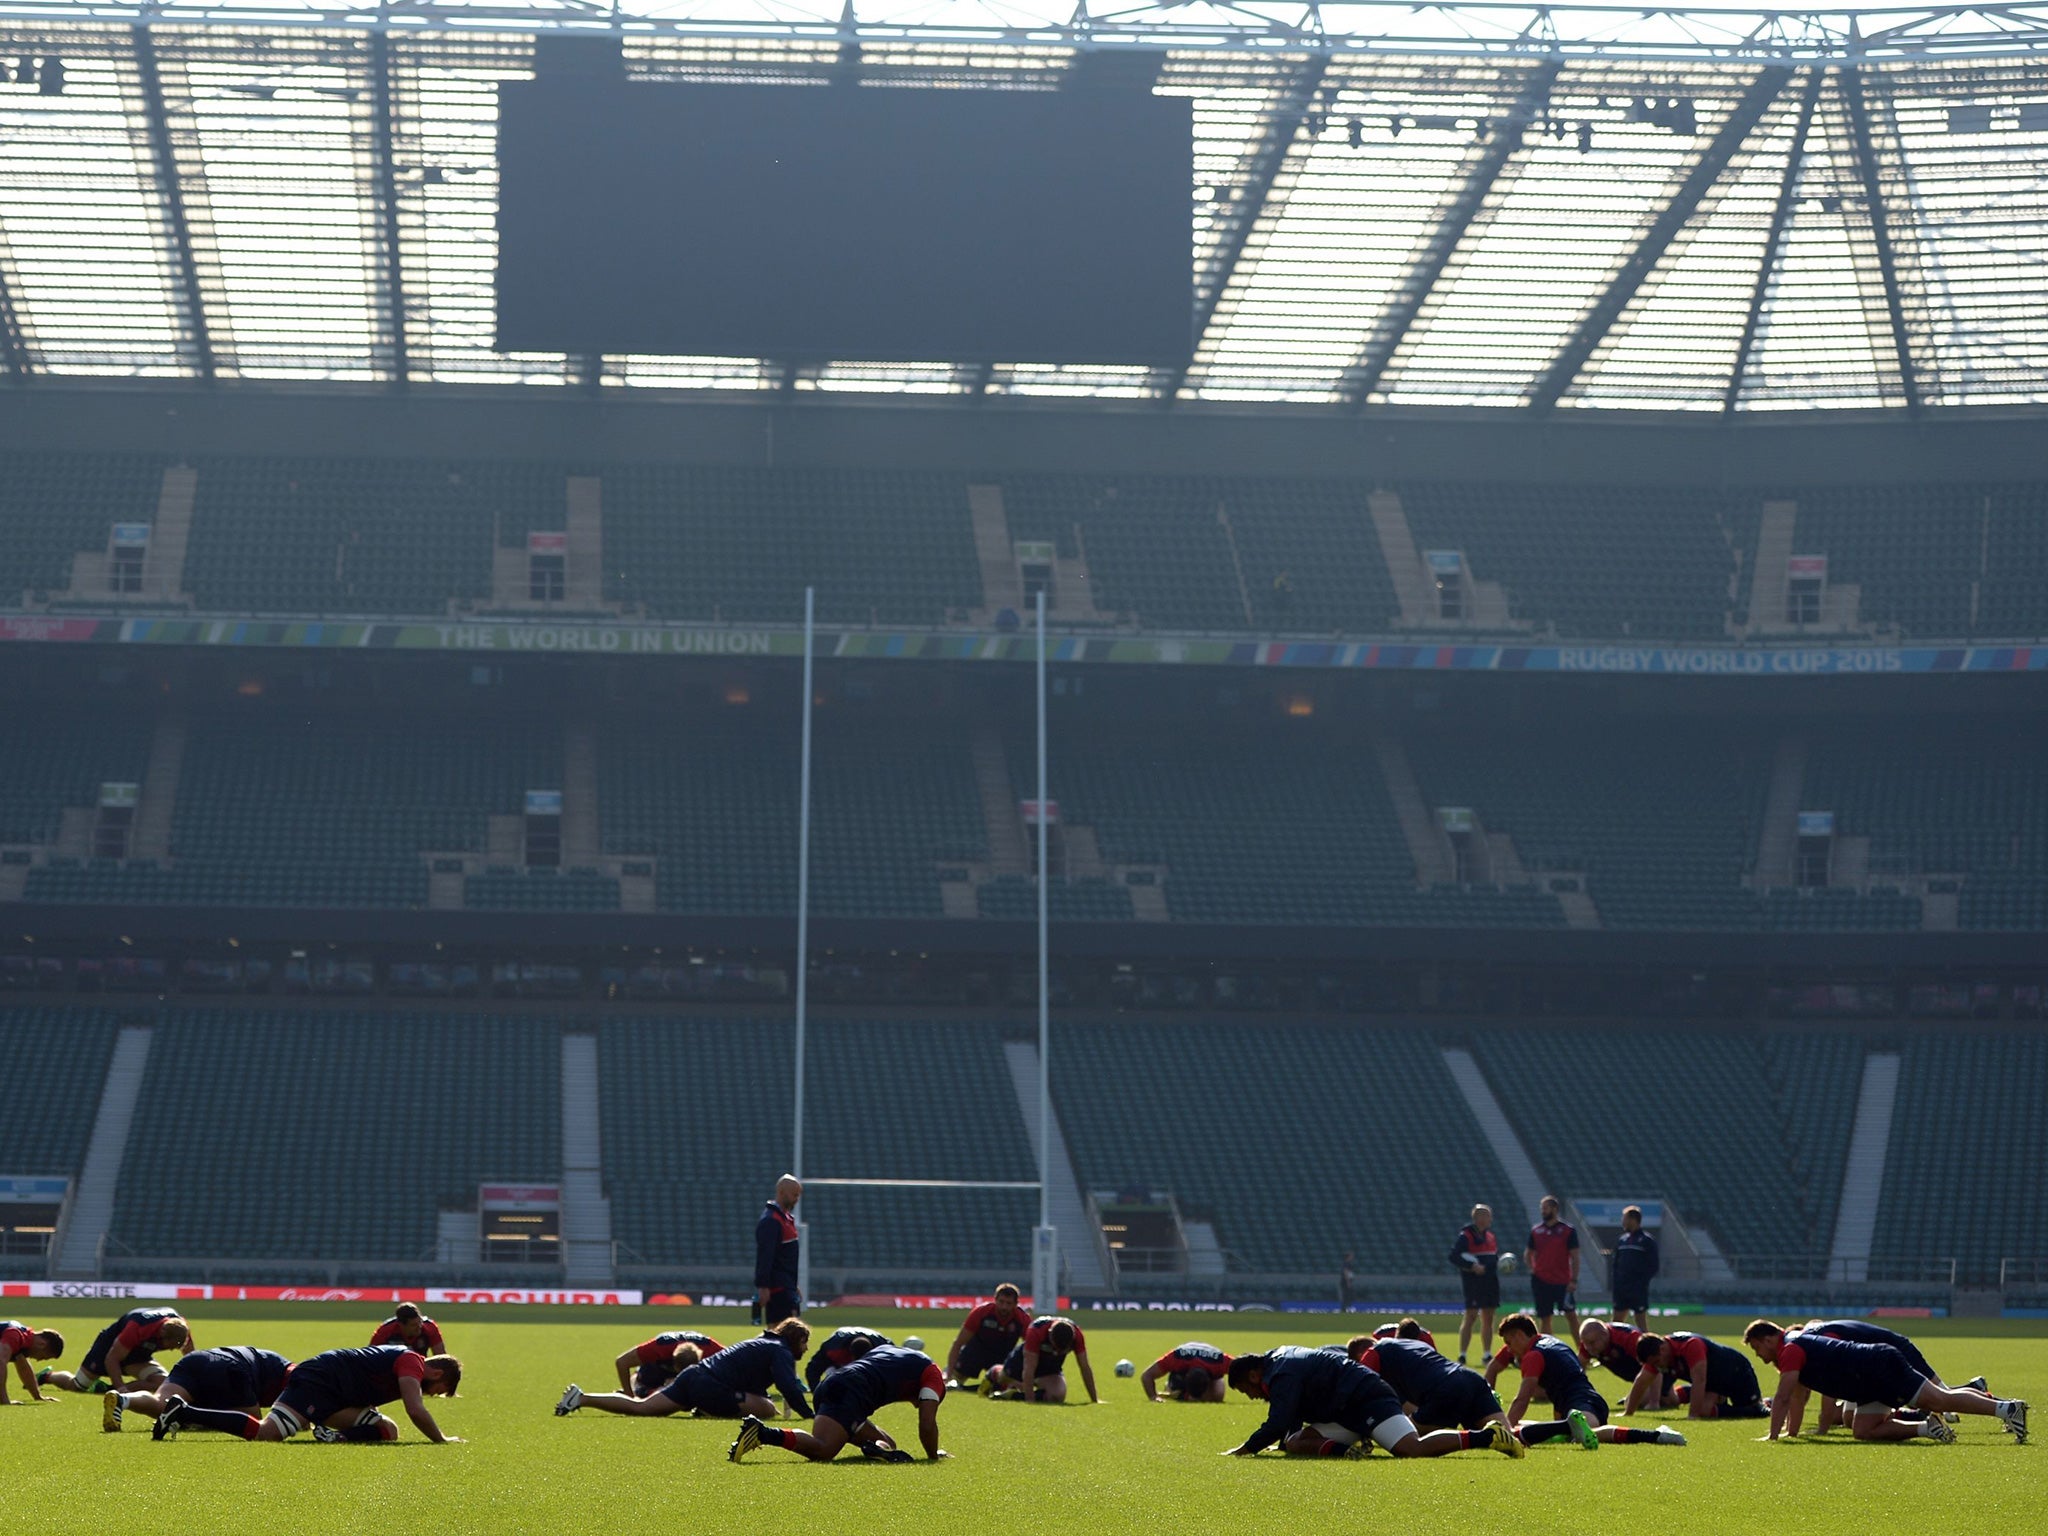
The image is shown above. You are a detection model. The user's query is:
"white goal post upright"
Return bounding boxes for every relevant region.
[794,585,815,1303]
[1032,587,1059,1310]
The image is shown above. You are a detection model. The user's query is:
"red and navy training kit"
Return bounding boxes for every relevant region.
[1648,1333,1766,1415]
[1005,1316,1085,1380]
[635,1330,724,1394]
[955,1300,1030,1380]
[661,1333,810,1418]
[755,1201,802,1324]
[1357,1339,1502,1430]
[1773,1333,1927,1410]
[810,1345,946,1432]
[165,1346,293,1410]
[1372,1322,1437,1349]
[806,1327,893,1391]
[81,1308,187,1378]
[1153,1341,1230,1398]
[1450,1224,1501,1309]
[173,1344,426,1439]
[1609,1227,1659,1310]
[1512,1336,1668,1445]
[369,1315,445,1355]
[1526,1220,1579,1315]
[1238,1347,1410,1455]
[1808,1320,1936,1384]
[1582,1322,1646,1382]
[0,1321,35,1359]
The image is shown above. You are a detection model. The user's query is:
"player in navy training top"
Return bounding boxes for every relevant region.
[1372,1318,1437,1349]
[1496,1314,1685,1448]
[558,1318,811,1422]
[1633,1332,1767,1418]
[1343,1336,1509,1434]
[615,1330,723,1396]
[1607,1206,1659,1328]
[986,1316,1100,1404]
[1449,1203,1501,1365]
[157,1344,461,1444]
[1744,1320,2027,1444]
[369,1303,445,1357]
[0,1319,63,1404]
[1225,1346,1521,1459]
[106,1345,293,1433]
[946,1282,1029,1385]
[1524,1196,1581,1342]
[1141,1342,1231,1403]
[732,1345,950,1464]
[47,1308,192,1394]
[1577,1319,1678,1408]
[754,1174,803,1326]
[805,1326,892,1391]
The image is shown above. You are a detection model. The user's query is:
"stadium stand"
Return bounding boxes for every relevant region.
[0,1007,122,1180]
[976,875,1136,922]
[0,452,167,604]
[1874,1032,2048,1281]
[1396,483,1753,640]
[600,467,982,626]
[111,1011,561,1261]
[465,868,622,911]
[1052,1019,1513,1275]
[0,713,152,846]
[1472,1026,1844,1263]
[1784,484,1982,639]
[600,1017,1032,1278]
[27,711,559,908]
[601,714,983,917]
[1022,720,1565,927]
[182,458,567,616]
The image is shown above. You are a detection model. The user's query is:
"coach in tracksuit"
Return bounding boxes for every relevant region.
[755,1174,803,1326]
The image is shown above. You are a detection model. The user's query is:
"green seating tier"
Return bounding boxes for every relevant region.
[0,713,152,845]
[601,1018,1033,1274]
[1875,1034,2048,1278]
[183,458,566,616]
[1788,485,1981,639]
[112,1011,560,1260]
[0,1008,123,1178]
[600,717,983,918]
[1397,483,1752,640]
[601,467,981,626]
[1473,1026,1848,1261]
[0,452,167,602]
[1053,1020,1512,1274]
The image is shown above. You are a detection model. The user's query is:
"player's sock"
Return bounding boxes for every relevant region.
[176,1404,261,1439]
[1455,1431,1487,1450]
[1609,1428,1661,1444]
[1314,1439,1351,1457]
[1519,1421,1571,1445]
[757,1425,787,1447]
[341,1423,385,1442]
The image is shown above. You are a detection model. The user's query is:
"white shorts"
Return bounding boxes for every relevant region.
[1313,1414,1417,1452]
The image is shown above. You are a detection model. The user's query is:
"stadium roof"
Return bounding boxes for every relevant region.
[1,1,2047,411]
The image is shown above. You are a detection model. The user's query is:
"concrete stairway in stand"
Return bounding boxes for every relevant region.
[560,1032,614,1285]
[54,1025,155,1278]
[1829,1051,1900,1285]
[1003,1041,1107,1293]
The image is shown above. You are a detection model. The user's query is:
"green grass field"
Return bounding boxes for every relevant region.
[10,1304,2039,1534]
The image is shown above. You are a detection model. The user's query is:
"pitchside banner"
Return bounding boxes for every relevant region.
[0,614,2041,678]
[2,1281,643,1304]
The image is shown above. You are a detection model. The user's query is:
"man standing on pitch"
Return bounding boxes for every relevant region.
[1450,1204,1501,1365]
[1608,1205,1658,1329]
[755,1174,803,1326]
[1524,1196,1580,1343]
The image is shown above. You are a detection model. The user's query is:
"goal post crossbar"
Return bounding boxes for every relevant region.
[802,1178,1042,1190]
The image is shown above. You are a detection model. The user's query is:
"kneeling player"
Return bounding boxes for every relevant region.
[369,1303,446,1356]
[157,1344,460,1444]
[945,1283,1028,1387]
[1346,1335,1509,1434]
[615,1330,724,1396]
[1497,1315,1684,1448]
[45,1308,191,1394]
[805,1326,891,1392]
[1141,1342,1231,1403]
[1745,1322,2026,1444]
[985,1316,1098,1405]
[558,1319,810,1421]
[1372,1318,1437,1349]
[1227,1346,1521,1459]
[1633,1331,1767,1418]
[732,1344,949,1463]
[107,1345,291,1432]
[0,1320,63,1404]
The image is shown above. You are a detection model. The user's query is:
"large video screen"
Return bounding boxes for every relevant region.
[496,77,1193,366]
